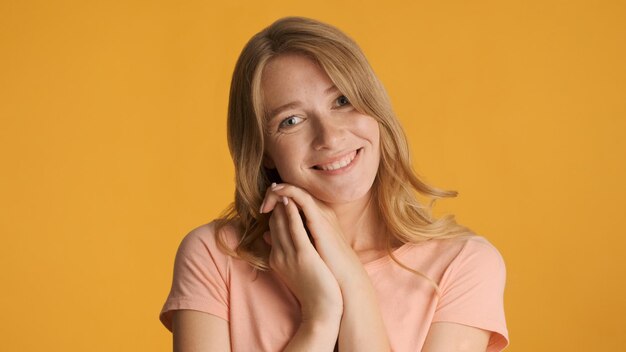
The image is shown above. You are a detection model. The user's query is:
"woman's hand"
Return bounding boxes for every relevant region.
[262,183,392,351]
[264,189,343,323]
[261,183,367,289]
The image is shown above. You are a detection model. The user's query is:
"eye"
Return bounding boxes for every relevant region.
[279,115,304,129]
[336,95,351,106]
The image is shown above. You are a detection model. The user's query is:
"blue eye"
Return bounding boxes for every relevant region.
[336,95,350,106]
[279,115,303,129]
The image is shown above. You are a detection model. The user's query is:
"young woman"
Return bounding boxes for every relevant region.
[159,16,509,352]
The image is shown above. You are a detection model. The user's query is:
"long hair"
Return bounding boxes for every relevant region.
[216,16,472,294]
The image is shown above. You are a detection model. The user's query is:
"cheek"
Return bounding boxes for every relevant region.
[361,118,382,168]
[356,115,381,147]
[267,140,304,177]
[371,124,381,146]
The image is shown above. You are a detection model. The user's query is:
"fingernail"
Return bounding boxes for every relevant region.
[271,182,277,189]
[282,196,289,205]
[259,200,265,214]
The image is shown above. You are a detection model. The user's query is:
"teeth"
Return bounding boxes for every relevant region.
[318,151,357,171]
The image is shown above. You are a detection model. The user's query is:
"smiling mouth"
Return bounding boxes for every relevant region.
[312,148,361,171]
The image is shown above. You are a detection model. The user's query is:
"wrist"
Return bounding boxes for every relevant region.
[301,303,343,325]
[300,314,341,337]
[337,266,372,290]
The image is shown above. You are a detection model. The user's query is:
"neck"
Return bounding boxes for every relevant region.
[325,192,389,252]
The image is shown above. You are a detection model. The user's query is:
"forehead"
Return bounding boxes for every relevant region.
[260,53,334,104]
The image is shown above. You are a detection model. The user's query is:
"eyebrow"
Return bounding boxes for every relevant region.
[266,84,340,119]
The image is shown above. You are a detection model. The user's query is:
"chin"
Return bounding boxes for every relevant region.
[310,183,374,205]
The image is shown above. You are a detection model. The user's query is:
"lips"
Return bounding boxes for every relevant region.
[312,149,360,171]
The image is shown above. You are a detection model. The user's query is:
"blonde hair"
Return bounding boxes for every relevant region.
[216,16,472,294]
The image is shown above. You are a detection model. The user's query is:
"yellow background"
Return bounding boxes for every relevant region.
[1,0,624,351]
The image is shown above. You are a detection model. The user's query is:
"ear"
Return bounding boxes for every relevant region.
[262,154,275,169]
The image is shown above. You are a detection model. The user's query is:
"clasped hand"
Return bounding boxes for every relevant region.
[259,182,366,322]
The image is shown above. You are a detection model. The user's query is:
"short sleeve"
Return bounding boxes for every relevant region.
[432,237,509,351]
[159,223,231,332]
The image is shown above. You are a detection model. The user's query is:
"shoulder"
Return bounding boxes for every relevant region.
[452,235,506,271]
[160,221,239,331]
[392,233,506,285]
[429,234,510,349]
[180,220,241,247]
[175,220,242,261]
[418,233,505,266]
[434,234,507,290]
[411,232,504,260]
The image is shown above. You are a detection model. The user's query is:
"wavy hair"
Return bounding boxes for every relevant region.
[215,16,472,294]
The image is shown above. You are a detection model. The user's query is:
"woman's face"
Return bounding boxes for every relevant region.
[260,53,380,204]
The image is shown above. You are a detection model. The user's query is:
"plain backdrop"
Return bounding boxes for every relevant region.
[1,1,625,351]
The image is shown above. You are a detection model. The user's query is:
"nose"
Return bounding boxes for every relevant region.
[311,113,346,151]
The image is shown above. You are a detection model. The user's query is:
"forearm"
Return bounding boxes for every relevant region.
[337,275,391,352]
[284,317,341,352]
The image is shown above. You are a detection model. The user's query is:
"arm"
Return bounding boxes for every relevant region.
[426,238,509,351]
[422,322,490,352]
[283,316,341,352]
[172,309,341,352]
[336,282,493,352]
[336,274,391,352]
[161,226,232,352]
[172,310,231,352]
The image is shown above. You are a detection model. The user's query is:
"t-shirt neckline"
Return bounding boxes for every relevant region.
[363,242,414,272]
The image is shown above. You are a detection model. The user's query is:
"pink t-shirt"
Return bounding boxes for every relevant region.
[159,222,509,351]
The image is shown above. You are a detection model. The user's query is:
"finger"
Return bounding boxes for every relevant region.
[284,195,314,251]
[268,202,295,256]
[260,182,288,214]
[267,213,284,254]
[259,182,276,214]
[269,208,284,255]
[269,184,323,224]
